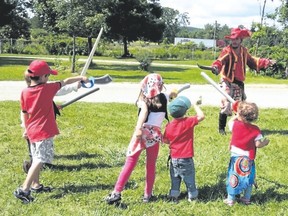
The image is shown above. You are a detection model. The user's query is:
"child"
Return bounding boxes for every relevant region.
[163,96,204,203]
[21,71,82,173]
[14,60,88,204]
[105,73,170,204]
[224,101,269,206]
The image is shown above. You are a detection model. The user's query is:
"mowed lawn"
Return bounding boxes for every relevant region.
[0,101,287,215]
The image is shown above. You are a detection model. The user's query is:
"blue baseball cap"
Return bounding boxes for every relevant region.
[168,96,191,118]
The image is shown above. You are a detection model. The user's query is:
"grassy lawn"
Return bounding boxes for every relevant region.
[1,55,288,84]
[0,101,287,215]
[0,55,287,215]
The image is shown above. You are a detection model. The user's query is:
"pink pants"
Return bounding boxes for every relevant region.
[114,143,160,197]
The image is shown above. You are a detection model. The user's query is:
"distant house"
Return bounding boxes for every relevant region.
[174,37,226,48]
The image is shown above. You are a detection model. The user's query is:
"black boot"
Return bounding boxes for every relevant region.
[219,113,227,135]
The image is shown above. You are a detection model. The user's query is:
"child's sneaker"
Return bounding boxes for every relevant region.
[239,197,251,205]
[166,196,179,204]
[223,198,235,207]
[14,188,34,204]
[105,192,121,204]
[188,197,198,202]
[143,195,157,203]
[31,184,52,193]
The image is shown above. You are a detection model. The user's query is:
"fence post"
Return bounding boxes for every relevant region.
[11,38,13,54]
[0,40,2,54]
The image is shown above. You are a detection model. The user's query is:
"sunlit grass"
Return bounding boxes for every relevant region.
[0,101,287,215]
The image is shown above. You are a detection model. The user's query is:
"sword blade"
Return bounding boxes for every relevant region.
[94,74,113,84]
[197,63,213,71]
[60,87,100,109]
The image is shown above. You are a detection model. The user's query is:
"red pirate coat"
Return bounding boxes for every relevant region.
[212,45,271,82]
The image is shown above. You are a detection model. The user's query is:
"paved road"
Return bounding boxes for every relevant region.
[1,81,287,108]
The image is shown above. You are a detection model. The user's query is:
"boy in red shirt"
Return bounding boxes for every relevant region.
[163,96,204,203]
[224,101,269,206]
[14,60,88,204]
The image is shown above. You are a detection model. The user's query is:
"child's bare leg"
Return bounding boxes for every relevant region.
[22,161,42,191]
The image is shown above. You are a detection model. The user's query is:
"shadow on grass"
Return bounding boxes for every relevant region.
[254,177,288,204]
[261,129,288,136]
[0,57,57,66]
[54,152,101,160]
[92,64,187,73]
[157,173,227,202]
[157,173,288,204]
[49,184,111,199]
[197,173,227,201]
[46,162,113,171]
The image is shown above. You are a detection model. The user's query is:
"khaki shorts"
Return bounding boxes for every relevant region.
[31,138,54,164]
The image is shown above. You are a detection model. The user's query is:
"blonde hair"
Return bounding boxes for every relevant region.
[24,70,31,86]
[237,101,259,122]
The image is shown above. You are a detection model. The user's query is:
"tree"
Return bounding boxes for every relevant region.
[0,0,15,27]
[0,0,31,39]
[32,0,105,72]
[103,0,165,57]
[161,7,190,43]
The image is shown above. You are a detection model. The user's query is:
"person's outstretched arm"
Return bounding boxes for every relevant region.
[194,104,204,122]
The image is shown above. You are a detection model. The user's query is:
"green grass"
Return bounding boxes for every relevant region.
[0,101,287,215]
[1,55,288,84]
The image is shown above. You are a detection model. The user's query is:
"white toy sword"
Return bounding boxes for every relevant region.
[81,27,104,76]
[200,71,235,103]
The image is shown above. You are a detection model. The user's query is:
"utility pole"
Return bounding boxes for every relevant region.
[213,20,217,59]
[254,0,267,56]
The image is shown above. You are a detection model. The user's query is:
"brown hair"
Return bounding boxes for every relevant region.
[237,101,259,122]
[135,90,162,108]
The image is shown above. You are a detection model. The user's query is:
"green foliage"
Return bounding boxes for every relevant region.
[134,49,153,72]
[0,101,287,215]
[254,45,288,79]
[22,42,49,55]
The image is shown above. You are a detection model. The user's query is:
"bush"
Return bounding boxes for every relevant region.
[134,49,153,72]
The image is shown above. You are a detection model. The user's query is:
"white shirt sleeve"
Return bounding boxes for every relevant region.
[55,82,79,96]
[255,134,263,141]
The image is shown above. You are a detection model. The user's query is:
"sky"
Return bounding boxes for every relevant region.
[158,0,282,29]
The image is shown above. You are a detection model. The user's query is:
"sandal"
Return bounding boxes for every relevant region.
[31,184,52,193]
[223,199,235,207]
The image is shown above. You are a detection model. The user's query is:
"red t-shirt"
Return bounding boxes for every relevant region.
[21,82,61,143]
[163,116,199,158]
[230,120,261,160]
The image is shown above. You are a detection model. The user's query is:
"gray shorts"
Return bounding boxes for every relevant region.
[31,138,54,164]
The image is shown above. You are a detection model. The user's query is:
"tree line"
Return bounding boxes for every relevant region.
[0,0,287,77]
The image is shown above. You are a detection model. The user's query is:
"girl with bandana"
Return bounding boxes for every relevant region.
[105,73,171,204]
[224,101,269,206]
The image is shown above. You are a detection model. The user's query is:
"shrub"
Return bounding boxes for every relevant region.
[134,49,153,72]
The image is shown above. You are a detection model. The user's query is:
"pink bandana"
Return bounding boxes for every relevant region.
[140,73,163,98]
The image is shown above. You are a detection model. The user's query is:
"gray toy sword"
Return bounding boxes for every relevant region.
[59,87,100,109]
[93,74,113,84]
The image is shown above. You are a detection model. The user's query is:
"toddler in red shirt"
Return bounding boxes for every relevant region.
[163,96,204,203]
[224,101,269,206]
